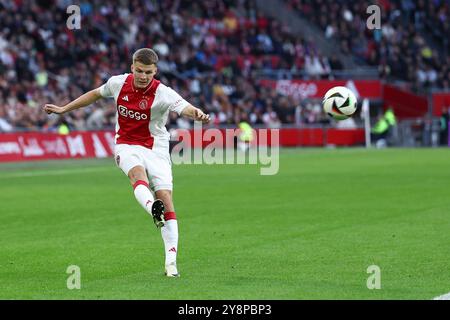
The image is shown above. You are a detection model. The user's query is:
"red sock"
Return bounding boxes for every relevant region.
[164,211,177,221]
[133,180,149,190]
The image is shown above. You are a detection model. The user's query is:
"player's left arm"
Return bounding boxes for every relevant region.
[180,105,210,124]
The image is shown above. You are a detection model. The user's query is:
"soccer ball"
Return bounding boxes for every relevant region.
[322,86,357,120]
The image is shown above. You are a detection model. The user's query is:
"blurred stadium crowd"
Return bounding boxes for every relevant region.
[0,0,448,132]
[287,0,449,89]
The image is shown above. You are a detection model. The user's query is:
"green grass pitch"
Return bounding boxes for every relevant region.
[0,148,449,299]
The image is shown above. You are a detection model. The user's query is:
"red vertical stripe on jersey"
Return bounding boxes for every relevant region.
[116,75,160,149]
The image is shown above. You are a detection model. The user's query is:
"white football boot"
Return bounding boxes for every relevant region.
[165,262,180,277]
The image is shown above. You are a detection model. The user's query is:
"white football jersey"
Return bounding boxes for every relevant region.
[99,73,190,149]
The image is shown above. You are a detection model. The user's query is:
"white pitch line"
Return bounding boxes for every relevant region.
[0,167,112,179]
[433,292,450,300]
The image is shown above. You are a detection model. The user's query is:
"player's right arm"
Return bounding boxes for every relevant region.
[43,88,103,115]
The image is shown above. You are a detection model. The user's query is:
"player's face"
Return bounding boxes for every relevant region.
[131,62,157,88]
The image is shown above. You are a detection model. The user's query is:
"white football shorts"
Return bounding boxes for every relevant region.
[114,141,173,192]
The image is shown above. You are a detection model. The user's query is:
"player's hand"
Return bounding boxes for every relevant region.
[43,104,65,115]
[194,108,210,124]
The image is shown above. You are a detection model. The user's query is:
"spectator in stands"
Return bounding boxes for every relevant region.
[0,104,12,132]
[262,105,281,129]
[440,107,449,146]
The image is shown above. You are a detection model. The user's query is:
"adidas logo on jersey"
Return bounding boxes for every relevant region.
[122,95,129,101]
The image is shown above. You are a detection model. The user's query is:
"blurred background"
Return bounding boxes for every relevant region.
[0,0,449,159]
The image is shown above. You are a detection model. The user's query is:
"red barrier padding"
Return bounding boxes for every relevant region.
[0,129,365,163]
[432,93,450,116]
